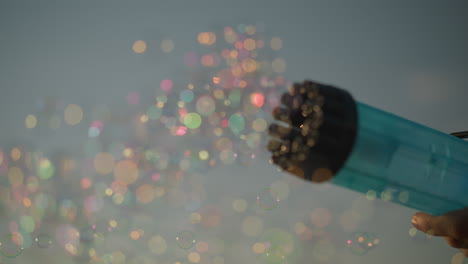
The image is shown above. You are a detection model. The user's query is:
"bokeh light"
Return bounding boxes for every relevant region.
[250,93,265,108]
[160,80,173,96]
[242,216,264,237]
[198,32,216,45]
[114,160,139,185]
[270,37,283,51]
[183,113,202,129]
[161,39,175,53]
[148,235,167,255]
[64,104,83,125]
[272,58,286,73]
[94,152,115,175]
[0,23,319,263]
[25,114,37,128]
[132,40,147,53]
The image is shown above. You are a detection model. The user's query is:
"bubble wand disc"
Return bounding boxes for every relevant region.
[268,80,468,215]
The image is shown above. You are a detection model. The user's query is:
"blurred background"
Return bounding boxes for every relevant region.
[0,0,467,263]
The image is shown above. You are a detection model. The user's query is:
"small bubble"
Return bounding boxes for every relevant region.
[35,234,53,248]
[176,231,196,249]
[0,233,24,258]
[256,188,280,211]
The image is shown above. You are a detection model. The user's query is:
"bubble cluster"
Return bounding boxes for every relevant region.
[346,232,380,255]
[0,23,334,263]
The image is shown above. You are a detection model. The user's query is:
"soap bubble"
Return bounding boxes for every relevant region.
[256,188,280,211]
[176,231,196,249]
[35,234,53,248]
[346,232,380,255]
[0,233,24,258]
[257,228,294,263]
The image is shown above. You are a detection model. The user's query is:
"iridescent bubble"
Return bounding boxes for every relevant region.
[196,95,216,116]
[0,233,24,258]
[256,188,280,211]
[176,231,196,249]
[346,232,380,255]
[35,234,53,248]
[257,229,294,263]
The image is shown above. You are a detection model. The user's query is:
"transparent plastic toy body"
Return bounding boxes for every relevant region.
[332,103,468,215]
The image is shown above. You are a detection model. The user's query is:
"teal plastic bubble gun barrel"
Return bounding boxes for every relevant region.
[267,80,468,216]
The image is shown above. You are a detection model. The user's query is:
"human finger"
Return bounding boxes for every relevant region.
[444,237,468,249]
[412,211,468,239]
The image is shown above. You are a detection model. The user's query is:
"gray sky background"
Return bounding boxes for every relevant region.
[0,0,467,263]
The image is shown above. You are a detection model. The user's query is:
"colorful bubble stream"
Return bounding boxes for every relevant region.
[0,24,390,263]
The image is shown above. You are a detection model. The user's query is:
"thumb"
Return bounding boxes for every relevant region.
[412,212,444,236]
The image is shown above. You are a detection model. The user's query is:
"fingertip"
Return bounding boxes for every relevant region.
[412,212,432,232]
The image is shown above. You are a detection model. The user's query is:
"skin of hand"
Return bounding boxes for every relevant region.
[412,208,468,257]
